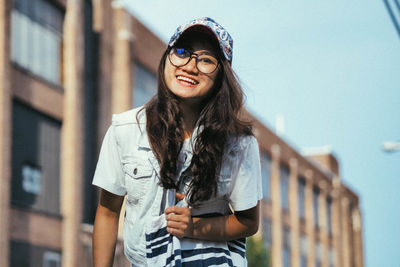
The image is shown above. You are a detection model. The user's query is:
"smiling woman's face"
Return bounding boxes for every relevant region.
[164,31,220,104]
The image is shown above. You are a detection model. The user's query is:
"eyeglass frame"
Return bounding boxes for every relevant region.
[167,47,220,74]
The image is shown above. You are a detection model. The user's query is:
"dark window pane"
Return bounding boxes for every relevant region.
[262,217,272,248]
[13,0,35,19]
[11,0,63,84]
[283,248,290,267]
[283,227,290,249]
[261,153,271,199]
[43,251,61,267]
[298,177,306,219]
[10,240,61,267]
[283,228,291,267]
[280,164,290,210]
[300,235,308,267]
[301,255,307,267]
[315,242,322,267]
[133,63,157,107]
[313,187,320,227]
[36,0,63,32]
[329,248,335,267]
[11,101,61,215]
[327,197,333,234]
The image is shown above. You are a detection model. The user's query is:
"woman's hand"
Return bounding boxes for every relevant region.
[164,193,193,238]
[165,193,260,241]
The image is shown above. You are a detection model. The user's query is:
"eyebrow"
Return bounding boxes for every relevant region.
[177,46,217,57]
[194,50,216,56]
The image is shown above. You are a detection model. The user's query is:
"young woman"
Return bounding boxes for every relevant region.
[92,17,262,267]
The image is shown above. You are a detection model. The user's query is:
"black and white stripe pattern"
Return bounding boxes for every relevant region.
[145,223,246,266]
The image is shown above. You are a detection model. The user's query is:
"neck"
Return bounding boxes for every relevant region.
[180,99,203,138]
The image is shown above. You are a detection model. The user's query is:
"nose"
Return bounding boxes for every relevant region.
[182,55,198,73]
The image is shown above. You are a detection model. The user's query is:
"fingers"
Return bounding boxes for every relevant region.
[166,216,191,238]
[165,205,193,238]
[166,226,185,238]
[166,212,190,224]
[175,192,186,201]
[165,205,189,215]
[165,208,191,225]
[166,220,187,232]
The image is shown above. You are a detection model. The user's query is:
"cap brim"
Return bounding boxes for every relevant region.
[173,24,220,46]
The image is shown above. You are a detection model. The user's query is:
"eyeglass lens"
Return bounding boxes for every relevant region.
[169,48,218,74]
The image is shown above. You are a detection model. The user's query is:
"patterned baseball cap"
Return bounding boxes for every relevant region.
[168,17,233,63]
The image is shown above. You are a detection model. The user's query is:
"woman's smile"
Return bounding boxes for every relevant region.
[176,75,199,86]
[164,35,219,103]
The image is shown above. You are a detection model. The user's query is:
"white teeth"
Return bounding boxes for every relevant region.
[177,76,198,85]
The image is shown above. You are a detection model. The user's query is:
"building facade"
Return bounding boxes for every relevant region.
[0,0,364,266]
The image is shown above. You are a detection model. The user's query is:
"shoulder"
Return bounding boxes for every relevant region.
[227,135,258,154]
[109,106,149,154]
[111,106,146,126]
[238,135,258,147]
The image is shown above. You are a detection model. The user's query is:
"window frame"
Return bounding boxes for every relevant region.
[280,164,290,211]
[43,251,61,267]
[10,0,64,86]
[11,101,61,216]
[313,187,320,228]
[260,152,271,200]
[298,176,306,220]
[132,62,157,107]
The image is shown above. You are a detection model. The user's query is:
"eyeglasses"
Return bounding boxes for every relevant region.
[168,47,219,74]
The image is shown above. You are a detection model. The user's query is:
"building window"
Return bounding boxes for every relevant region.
[300,235,308,267]
[329,248,335,267]
[262,217,272,248]
[313,187,320,228]
[11,101,61,215]
[298,177,306,220]
[280,164,290,211]
[43,251,61,267]
[327,197,333,235]
[283,227,291,267]
[21,163,42,195]
[11,0,64,85]
[315,242,322,267]
[10,241,61,267]
[261,152,271,199]
[133,62,157,107]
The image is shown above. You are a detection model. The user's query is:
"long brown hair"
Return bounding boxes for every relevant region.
[143,43,252,205]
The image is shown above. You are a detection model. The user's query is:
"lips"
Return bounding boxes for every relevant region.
[176,75,199,85]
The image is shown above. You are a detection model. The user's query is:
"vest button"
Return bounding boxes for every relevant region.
[133,168,138,175]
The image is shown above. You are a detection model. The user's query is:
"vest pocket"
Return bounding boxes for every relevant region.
[123,159,154,204]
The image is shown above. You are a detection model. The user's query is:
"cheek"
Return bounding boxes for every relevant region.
[206,78,216,90]
[207,70,220,89]
[164,62,175,87]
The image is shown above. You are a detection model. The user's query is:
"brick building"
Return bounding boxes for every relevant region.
[0,0,364,266]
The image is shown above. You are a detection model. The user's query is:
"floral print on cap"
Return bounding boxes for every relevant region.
[168,17,233,63]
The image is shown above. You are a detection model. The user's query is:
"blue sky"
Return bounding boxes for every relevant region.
[122,1,400,266]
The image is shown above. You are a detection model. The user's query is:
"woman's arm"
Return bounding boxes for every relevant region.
[93,189,125,267]
[165,194,260,241]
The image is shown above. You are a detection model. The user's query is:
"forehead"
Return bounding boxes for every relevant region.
[175,30,220,55]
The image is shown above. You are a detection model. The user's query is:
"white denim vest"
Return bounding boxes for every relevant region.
[93,107,262,266]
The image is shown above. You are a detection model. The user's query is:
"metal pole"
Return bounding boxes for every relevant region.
[382,141,400,152]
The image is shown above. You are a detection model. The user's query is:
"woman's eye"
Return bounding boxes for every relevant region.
[175,48,189,58]
[199,56,216,65]
[200,58,212,63]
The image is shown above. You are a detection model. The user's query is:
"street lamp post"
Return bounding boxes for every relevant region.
[382,141,400,152]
